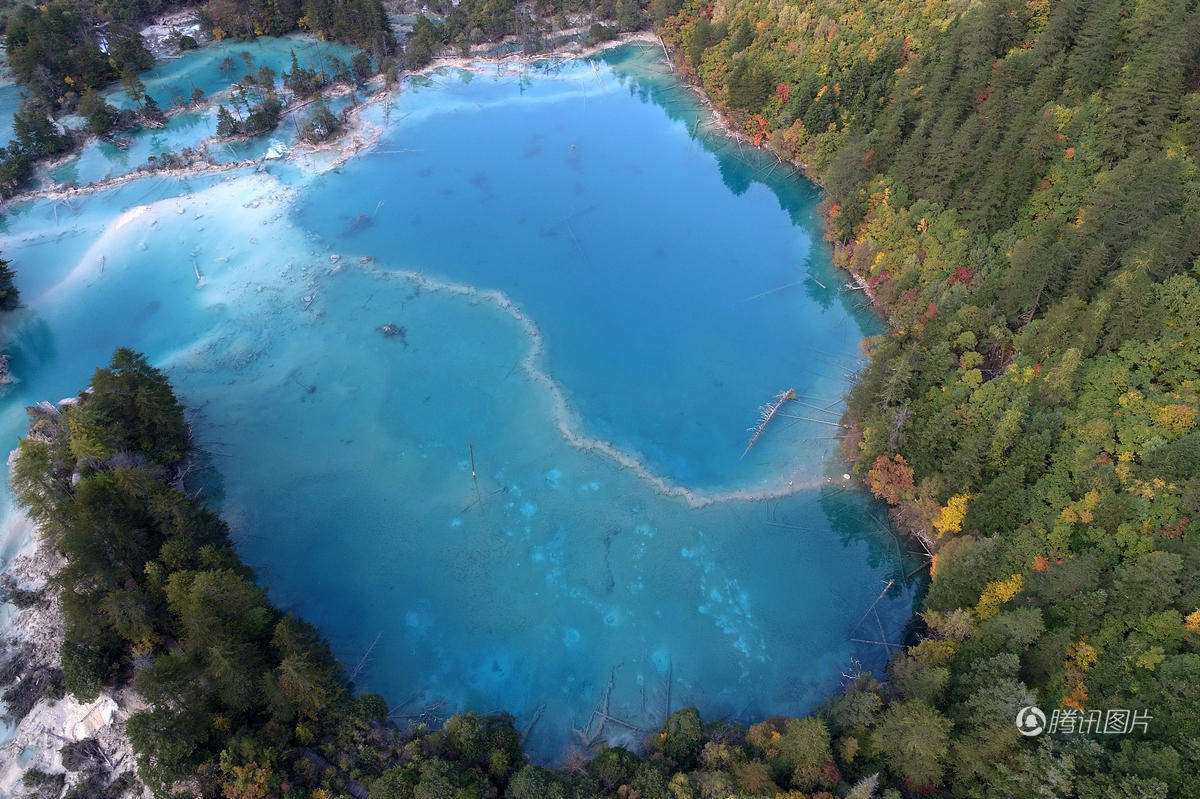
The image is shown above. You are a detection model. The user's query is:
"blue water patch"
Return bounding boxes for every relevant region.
[105,34,359,111]
[296,49,881,490]
[0,82,22,147]
[0,43,915,762]
[48,110,220,186]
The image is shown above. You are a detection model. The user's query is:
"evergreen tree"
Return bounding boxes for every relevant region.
[0,257,18,311]
[12,102,72,158]
[215,105,238,138]
[77,89,116,138]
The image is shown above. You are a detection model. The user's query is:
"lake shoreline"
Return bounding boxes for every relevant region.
[660,50,886,317]
[4,31,662,208]
[0,29,909,788]
[651,42,928,563]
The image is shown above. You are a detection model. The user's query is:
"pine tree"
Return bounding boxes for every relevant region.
[216,105,238,138]
[0,257,18,311]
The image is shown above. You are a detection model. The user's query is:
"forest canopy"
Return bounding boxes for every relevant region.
[658,0,1200,794]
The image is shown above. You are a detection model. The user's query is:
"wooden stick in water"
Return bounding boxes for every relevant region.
[346,631,382,686]
[522,704,545,741]
[850,637,901,648]
[665,659,672,721]
[850,578,896,635]
[874,607,898,654]
[742,388,797,457]
[776,413,848,429]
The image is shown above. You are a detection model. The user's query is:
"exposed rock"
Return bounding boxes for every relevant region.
[0,537,150,799]
[34,401,60,419]
[379,323,408,345]
[138,8,207,60]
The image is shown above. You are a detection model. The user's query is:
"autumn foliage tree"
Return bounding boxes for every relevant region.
[659,0,1200,792]
[866,454,914,505]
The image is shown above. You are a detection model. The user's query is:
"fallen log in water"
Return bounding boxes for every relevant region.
[742,388,797,457]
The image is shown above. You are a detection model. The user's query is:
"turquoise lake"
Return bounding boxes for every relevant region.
[0,80,22,148]
[0,43,916,760]
[47,35,361,187]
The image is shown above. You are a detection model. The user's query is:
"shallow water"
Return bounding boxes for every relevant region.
[105,34,359,111]
[48,110,219,186]
[42,36,361,188]
[46,91,360,186]
[0,81,22,147]
[0,44,915,760]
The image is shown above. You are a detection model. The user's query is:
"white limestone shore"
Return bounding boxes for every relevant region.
[0,526,149,798]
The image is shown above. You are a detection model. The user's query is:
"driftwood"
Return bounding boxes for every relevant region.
[850,578,896,636]
[572,669,615,747]
[742,280,806,302]
[522,703,545,741]
[850,637,901,648]
[907,559,932,579]
[742,388,797,457]
[571,666,642,748]
[777,412,848,429]
[597,711,641,731]
[469,443,481,504]
[874,607,898,654]
[345,631,381,687]
[664,658,672,721]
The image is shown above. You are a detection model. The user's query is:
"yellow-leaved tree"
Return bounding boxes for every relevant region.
[932,493,975,537]
[974,574,1024,619]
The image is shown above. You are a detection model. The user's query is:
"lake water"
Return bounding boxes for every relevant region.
[0,77,22,148]
[0,43,916,760]
[106,33,359,111]
[44,35,361,188]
